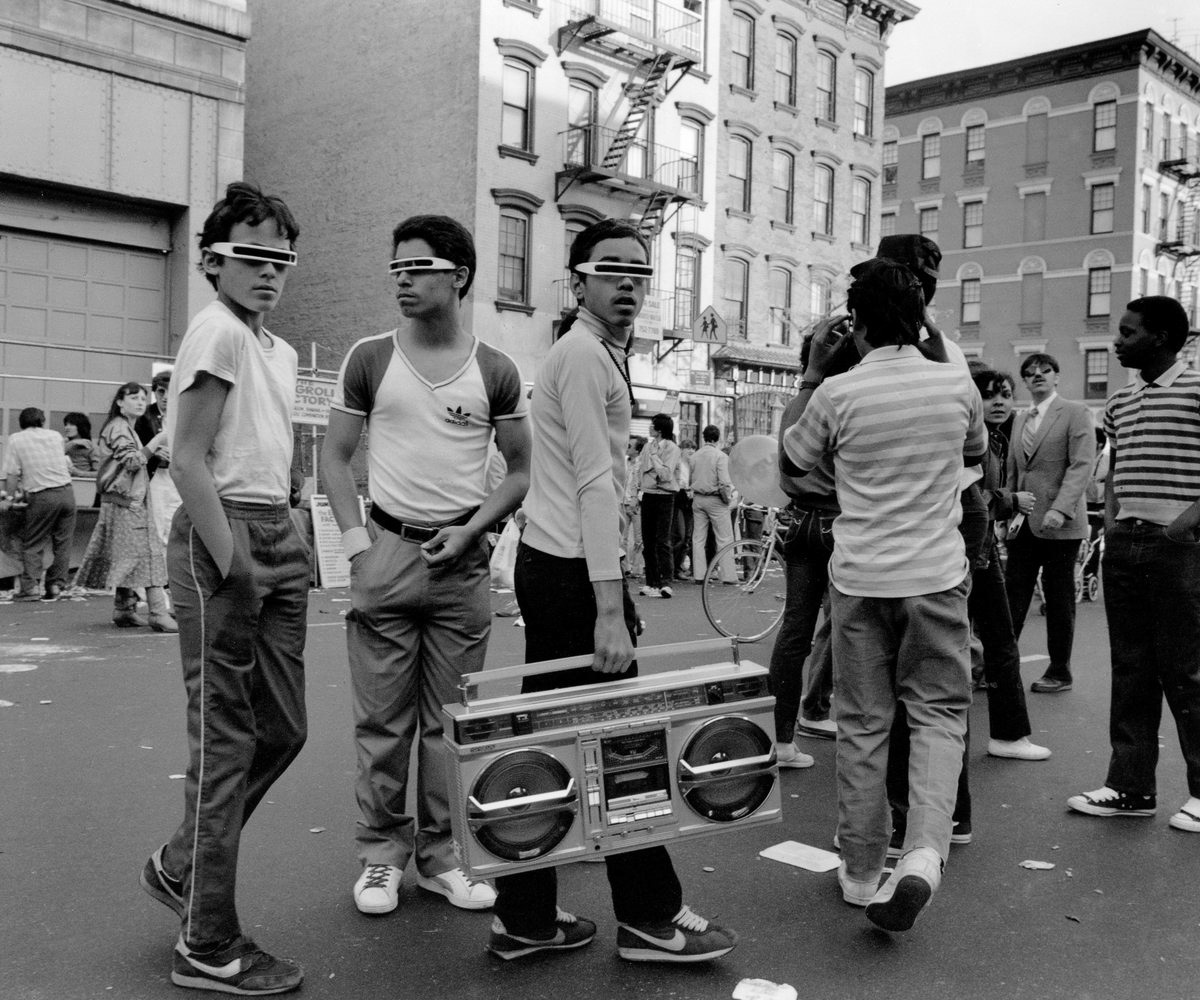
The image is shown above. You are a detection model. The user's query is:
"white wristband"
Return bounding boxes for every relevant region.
[341,525,372,559]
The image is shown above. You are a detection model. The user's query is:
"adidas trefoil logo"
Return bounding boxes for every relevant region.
[445,405,471,427]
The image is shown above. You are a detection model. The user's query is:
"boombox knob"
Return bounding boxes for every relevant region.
[705,683,726,704]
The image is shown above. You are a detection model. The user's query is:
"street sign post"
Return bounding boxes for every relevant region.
[691,306,728,344]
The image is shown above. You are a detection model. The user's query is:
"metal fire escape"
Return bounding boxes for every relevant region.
[554,3,703,239]
[1158,152,1200,285]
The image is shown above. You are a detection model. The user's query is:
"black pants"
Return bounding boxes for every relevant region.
[1005,524,1082,682]
[492,542,682,935]
[640,492,675,589]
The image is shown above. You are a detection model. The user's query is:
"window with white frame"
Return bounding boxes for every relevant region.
[730,136,752,213]
[1142,101,1154,151]
[960,278,981,324]
[1090,183,1115,234]
[853,68,874,136]
[1085,348,1109,399]
[724,258,749,338]
[880,211,897,238]
[772,150,795,223]
[810,275,831,319]
[769,266,793,344]
[675,245,700,329]
[501,58,534,151]
[1093,100,1116,152]
[965,124,985,165]
[498,209,530,303]
[732,13,754,89]
[775,32,797,105]
[565,80,597,166]
[851,177,871,245]
[919,205,938,241]
[962,200,983,248]
[813,164,834,235]
[816,52,836,121]
[680,118,704,194]
[1142,183,1153,233]
[1087,267,1112,316]
[883,140,898,183]
[922,133,941,179]
[1162,111,1172,160]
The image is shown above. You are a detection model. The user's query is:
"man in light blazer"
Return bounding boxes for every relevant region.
[1005,353,1096,693]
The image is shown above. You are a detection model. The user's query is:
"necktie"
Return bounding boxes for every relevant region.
[1022,406,1038,457]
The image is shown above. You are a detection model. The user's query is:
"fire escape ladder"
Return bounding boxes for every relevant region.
[635,188,673,237]
[600,52,675,172]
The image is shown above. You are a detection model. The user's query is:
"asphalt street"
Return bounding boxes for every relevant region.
[1,582,1196,1000]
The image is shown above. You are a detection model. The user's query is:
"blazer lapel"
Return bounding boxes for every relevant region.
[1027,398,1063,459]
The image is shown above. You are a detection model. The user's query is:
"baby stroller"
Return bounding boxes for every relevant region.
[1036,510,1103,613]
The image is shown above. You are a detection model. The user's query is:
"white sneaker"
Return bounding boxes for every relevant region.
[416,868,496,910]
[639,585,661,598]
[797,717,837,740]
[987,737,1051,761]
[865,847,942,932]
[354,864,402,914]
[1168,797,1200,833]
[659,585,673,599]
[838,862,879,907]
[775,740,814,769]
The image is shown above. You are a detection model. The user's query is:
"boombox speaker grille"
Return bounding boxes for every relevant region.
[469,749,576,861]
[678,716,775,822]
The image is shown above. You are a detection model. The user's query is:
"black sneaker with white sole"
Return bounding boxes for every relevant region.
[1067,786,1156,817]
[171,935,303,995]
[140,844,185,916]
[487,908,596,960]
[617,904,737,963]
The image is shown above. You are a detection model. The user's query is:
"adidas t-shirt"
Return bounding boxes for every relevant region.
[331,331,526,522]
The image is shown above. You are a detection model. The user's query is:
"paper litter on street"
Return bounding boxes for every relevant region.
[759,840,840,873]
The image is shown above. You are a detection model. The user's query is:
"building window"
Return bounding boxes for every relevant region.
[625,113,651,179]
[961,278,981,324]
[962,200,983,248]
[883,140,898,184]
[565,80,597,166]
[1090,183,1115,234]
[769,267,793,344]
[498,209,530,303]
[1085,348,1109,399]
[965,124,985,165]
[1160,192,1170,240]
[851,177,871,245]
[1139,267,1149,297]
[680,118,703,194]
[731,13,754,89]
[501,58,534,151]
[813,164,834,235]
[919,205,938,241]
[816,52,836,121]
[771,150,795,224]
[922,133,941,179]
[1093,100,1116,152]
[880,211,897,238]
[724,258,749,339]
[1088,267,1112,316]
[1142,183,1153,233]
[810,275,831,319]
[853,68,874,136]
[729,136,752,213]
[775,32,797,105]
[675,246,700,329]
[1142,101,1154,151]
[1162,111,1172,160]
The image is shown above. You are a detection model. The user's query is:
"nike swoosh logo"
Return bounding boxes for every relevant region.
[627,927,687,951]
[512,929,565,946]
[179,953,246,977]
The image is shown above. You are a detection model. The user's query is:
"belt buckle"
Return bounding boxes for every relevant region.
[401,523,436,544]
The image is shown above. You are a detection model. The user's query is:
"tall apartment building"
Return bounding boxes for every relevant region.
[246,0,914,442]
[0,0,252,434]
[710,0,914,435]
[884,29,1200,408]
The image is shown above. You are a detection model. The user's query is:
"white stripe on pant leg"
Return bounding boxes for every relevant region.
[184,526,209,946]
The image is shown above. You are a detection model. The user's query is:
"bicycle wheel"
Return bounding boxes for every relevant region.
[701,539,787,642]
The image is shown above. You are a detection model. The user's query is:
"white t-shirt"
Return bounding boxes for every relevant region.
[166,300,297,504]
[331,331,526,522]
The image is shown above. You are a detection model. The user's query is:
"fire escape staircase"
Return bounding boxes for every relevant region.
[1158,155,1200,286]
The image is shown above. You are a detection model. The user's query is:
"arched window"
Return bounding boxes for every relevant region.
[732,13,755,89]
[565,80,597,166]
[769,266,793,344]
[816,51,836,121]
[853,67,874,137]
[775,32,797,105]
[680,118,704,194]
[498,208,531,304]
[851,177,871,245]
[723,258,750,339]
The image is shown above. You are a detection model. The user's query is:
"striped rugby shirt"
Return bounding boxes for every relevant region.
[784,344,986,598]
[1104,360,1200,526]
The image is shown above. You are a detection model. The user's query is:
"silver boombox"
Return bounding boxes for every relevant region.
[443,638,781,878]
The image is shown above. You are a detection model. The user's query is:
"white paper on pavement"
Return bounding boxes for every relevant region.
[733,979,798,1000]
[758,840,841,873]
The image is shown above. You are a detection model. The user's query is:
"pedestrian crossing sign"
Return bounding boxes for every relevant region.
[691,306,727,344]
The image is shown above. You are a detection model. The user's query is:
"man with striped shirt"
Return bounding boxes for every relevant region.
[784,258,986,932]
[1068,296,1200,834]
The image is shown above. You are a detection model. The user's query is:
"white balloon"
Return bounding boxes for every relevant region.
[728,435,790,508]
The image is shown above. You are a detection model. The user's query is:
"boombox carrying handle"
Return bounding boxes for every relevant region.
[458,637,740,706]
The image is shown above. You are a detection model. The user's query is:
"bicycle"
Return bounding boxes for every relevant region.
[700,503,788,642]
